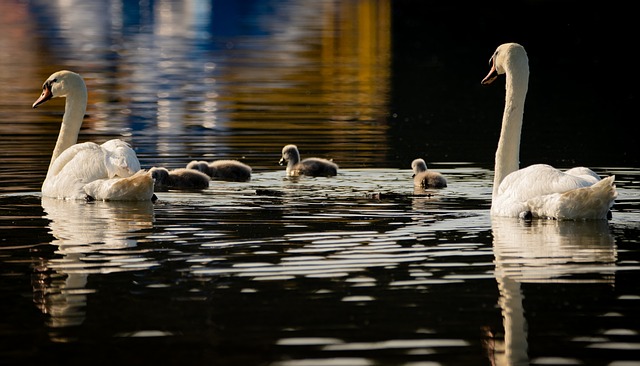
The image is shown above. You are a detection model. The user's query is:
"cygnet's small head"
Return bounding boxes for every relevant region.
[33,70,86,108]
[411,158,428,175]
[149,167,170,184]
[279,144,300,166]
[481,43,528,85]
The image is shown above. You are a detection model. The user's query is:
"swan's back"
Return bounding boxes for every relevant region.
[496,165,598,201]
[101,139,141,178]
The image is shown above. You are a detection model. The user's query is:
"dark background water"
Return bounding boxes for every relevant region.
[1,1,639,366]
[389,1,637,167]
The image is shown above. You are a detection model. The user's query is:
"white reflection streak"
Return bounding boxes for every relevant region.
[45,0,113,57]
[489,218,616,365]
[34,198,154,333]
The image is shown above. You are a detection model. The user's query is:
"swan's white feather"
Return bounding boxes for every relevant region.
[562,167,602,184]
[525,175,617,220]
[43,142,110,199]
[492,164,616,218]
[101,139,141,178]
[83,170,154,201]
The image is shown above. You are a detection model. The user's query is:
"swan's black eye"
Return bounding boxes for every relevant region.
[489,51,499,65]
[44,78,58,90]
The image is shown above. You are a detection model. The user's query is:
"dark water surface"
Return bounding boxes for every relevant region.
[1,1,639,365]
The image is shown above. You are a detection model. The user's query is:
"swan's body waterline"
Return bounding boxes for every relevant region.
[33,70,154,201]
[483,43,616,219]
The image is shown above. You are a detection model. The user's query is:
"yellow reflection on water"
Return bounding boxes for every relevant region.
[214,0,392,127]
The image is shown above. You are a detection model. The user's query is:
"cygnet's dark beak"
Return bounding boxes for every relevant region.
[278,158,285,166]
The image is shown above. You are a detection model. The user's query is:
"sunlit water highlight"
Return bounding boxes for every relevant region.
[2,166,639,365]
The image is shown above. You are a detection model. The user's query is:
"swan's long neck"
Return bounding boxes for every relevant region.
[49,87,87,171]
[493,61,529,198]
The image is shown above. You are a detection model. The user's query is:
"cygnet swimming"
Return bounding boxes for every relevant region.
[279,144,338,177]
[149,167,210,191]
[186,160,252,182]
[411,158,447,189]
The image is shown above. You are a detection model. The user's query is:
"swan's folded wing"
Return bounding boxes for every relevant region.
[48,142,109,181]
[101,139,142,178]
[83,170,154,201]
[527,175,617,219]
[498,164,597,203]
[43,142,111,199]
[563,167,601,184]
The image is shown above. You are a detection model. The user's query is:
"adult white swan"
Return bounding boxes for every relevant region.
[481,43,616,220]
[33,70,154,201]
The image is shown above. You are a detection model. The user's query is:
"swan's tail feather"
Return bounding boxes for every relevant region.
[529,175,617,220]
[83,170,155,201]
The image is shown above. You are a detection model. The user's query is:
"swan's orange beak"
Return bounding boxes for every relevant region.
[481,63,498,85]
[32,84,53,108]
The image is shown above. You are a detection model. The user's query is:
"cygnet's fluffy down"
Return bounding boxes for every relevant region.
[279,144,338,177]
[411,158,447,189]
[150,167,210,191]
[186,160,252,182]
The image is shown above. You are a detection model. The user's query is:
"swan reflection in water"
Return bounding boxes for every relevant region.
[487,217,616,365]
[33,198,154,334]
